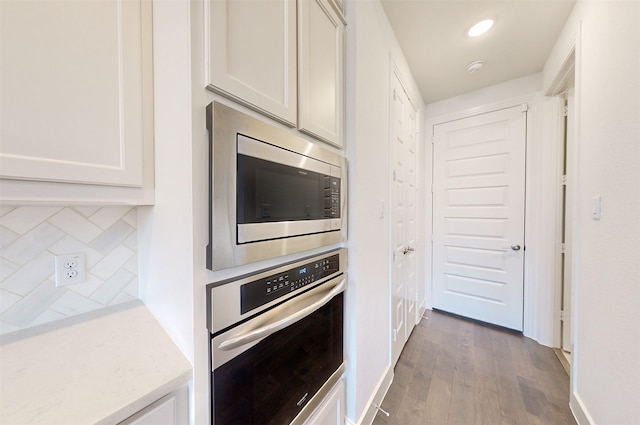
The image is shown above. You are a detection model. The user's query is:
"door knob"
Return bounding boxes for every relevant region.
[511,244,521,251]
[403,246,415,255]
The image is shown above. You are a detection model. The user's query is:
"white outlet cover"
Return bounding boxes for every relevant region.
[55,253,86,287]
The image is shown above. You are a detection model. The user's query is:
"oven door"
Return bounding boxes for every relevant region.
[211,276,345,425]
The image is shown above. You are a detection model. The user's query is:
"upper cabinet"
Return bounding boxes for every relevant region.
[0,0,154,204]
[298,0,345,147]
[207,0,298,126]
[207,0,345,148]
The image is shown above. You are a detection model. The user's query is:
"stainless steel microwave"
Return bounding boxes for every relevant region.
[206,102,347,270]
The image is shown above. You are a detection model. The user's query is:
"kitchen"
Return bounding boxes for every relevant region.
[1,1,639,425]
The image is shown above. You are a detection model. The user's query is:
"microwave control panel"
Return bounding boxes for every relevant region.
[324,177,341,218]
[240,253,340,314]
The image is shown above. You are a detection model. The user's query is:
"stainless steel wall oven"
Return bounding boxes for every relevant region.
[206,102,347,270]
[207,249,346,425]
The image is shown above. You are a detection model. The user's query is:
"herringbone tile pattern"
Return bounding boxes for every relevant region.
[0,206,138,335]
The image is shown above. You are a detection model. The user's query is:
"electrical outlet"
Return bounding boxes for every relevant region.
[55,253,86,287]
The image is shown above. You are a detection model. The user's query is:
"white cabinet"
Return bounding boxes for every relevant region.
[207,0,345,147]
[304,380,345,425]
[119,386,189,425]
[0,0,154,204]
[298,0,345,147]
[207,0,298,126]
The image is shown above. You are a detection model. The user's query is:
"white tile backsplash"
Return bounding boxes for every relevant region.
[122,208,137,228]
[29,308,66,328]
[49,208,103,243]
[1,223,65,265]
[0,252,55,296]
[91,245,135,280]
[0,225,19,250]
[89,220,135,254]
[91,268,135,305]
[0,206,61,234]
[89,206,133,230]
[0,206,140,334]
[73,206,101,218]
[0,258,19,281]
[2,280,65,327]
[124,254,138,275]
[64,275,105,298]
[49,290,104,317]
[0,289,21,315]
[0,206,17,217]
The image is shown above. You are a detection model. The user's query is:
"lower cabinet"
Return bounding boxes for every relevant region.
[118,386,189,425]
[304,379,345,425]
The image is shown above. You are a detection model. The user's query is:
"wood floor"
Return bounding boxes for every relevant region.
[373,310,577,425]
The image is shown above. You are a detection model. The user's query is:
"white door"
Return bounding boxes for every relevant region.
[432,105,527,331]
[390,71,418,365]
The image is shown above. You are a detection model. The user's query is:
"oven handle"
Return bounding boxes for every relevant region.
[218,277,346,352]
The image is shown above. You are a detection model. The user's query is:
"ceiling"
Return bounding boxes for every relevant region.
[380,0,576,104]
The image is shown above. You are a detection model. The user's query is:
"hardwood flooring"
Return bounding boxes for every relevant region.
[372,310,577,425]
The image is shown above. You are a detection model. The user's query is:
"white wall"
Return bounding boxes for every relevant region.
[544,2,640,424]
[139,0,198,421]
[345,1,424,423]
[425,73,542,118]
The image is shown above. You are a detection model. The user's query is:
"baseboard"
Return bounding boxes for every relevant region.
[346,364,394,425]
[570,392,595,425]
[552,348,571,375]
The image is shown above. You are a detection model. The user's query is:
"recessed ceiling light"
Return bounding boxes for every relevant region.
[466,60,485,74]
[468,19,494,37]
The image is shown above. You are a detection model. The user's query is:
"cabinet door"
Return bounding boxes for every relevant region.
[119,386,189,425]
[304,379,345,425]
[208,0,297,126]
[0,0,152,188]
[298,0,345,147]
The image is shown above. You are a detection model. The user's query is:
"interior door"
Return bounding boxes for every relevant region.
[390,70,417,365]
[432,105,527,331]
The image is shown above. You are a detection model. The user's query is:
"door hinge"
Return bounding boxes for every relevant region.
[393,88,397,101]
[393,170,397,182]
[393,328,397,342]
[431,183,434,193]
[521,103,530,112]
[559,310,565,321]
[561,243,567,254]
[562,175,567,186]
[562,105,569,117]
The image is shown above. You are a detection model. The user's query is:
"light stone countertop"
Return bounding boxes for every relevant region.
[0,300,193,425]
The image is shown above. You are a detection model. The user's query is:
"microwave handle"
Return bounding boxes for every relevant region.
[218,277,346,352]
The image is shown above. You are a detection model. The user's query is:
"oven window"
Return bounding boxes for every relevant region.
[237,154,330,224]
[212,293,343,425]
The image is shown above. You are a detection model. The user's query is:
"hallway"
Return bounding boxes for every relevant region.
[373,310,577,425]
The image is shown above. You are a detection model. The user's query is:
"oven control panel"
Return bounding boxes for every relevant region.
[241,253,340,314]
